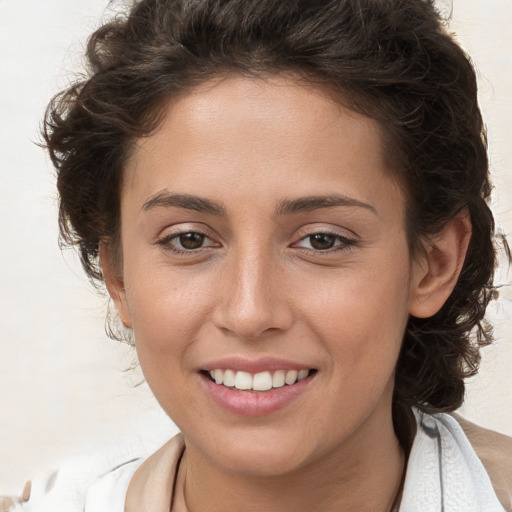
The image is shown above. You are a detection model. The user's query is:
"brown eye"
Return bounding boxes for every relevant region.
[293,231,356,253]
[178,232,205,250]
[157,229,219,254]
[309,233,336,250]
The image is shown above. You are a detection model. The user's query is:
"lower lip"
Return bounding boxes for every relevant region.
[200,373,315,416]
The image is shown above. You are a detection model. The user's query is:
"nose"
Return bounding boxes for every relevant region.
[213,247,294,340]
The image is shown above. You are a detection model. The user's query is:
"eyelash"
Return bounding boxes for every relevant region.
[156,229,356,255]
[293,231,357,253]
[156,231,218,255]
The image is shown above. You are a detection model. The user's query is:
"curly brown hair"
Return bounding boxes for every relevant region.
[43,0,497,419]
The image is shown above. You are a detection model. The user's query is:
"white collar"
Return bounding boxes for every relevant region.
[400,409,505,511]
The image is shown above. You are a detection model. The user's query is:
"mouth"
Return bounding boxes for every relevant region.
[202,368,317,391]
[199,366,318,416]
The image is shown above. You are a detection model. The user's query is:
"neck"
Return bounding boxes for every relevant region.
[182,404,405,512]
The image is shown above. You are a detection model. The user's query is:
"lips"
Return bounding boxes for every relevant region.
[199,357,317,416]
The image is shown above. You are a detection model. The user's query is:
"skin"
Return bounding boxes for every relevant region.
[102,74,471,511]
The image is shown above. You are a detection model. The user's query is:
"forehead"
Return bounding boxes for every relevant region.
[123,74,405,221]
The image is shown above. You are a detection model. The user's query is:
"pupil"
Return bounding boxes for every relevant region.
[180,232,204,249]
[310,233,335,250]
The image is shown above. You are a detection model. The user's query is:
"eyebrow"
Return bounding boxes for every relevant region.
[276,195,377,216]
[142,191,377,216]
[142,191,226,215]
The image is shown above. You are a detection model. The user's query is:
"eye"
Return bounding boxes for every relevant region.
[158,231,218,252]
[175,232,207,250]
[294,232,355,252]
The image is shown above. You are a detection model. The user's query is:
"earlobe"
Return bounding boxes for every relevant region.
[99,241,133,328]
[409,211,472,319]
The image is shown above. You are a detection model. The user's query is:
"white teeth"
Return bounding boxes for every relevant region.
[272,370,285,388]
[234,371,253,390]
[284,370,298,385]
[252,371,273,391]
[297,369,309,382]
[214,369,224,385]
[223,369,236,387]
[207,368,312,390]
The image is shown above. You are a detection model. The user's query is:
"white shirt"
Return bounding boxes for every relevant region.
[14,410,506,512]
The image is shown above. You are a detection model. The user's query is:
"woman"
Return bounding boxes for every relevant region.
[5,0,511,510]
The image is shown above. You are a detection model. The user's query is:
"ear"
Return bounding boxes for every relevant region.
[99,241,133,329]
[409,211,472,318]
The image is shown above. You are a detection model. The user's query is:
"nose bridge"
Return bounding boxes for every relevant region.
[215,240,291,339]
[236,246,271,310]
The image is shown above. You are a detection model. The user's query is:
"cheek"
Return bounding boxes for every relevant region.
[302,253,412,379]
[122,264,215,372]
[122,272,215,418]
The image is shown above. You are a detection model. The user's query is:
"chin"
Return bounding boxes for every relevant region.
[217,444,312,477]
[191,423,330,478]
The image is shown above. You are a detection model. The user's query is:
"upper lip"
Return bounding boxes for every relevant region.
[201,356,315,374]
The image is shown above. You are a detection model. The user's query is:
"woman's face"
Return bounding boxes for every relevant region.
[110,75,424,476]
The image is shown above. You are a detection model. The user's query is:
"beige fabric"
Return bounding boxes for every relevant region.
[124,434,185,512]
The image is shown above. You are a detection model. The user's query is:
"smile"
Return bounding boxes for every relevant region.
[200,366,317,416]
[207,369,313,391]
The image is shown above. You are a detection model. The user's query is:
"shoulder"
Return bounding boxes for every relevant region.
[1,445,147,512]
[125,433,185,511]
[452,413,512,512]
[404,409,510,511]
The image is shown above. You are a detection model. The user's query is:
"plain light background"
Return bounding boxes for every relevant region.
[1,0,511,495]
